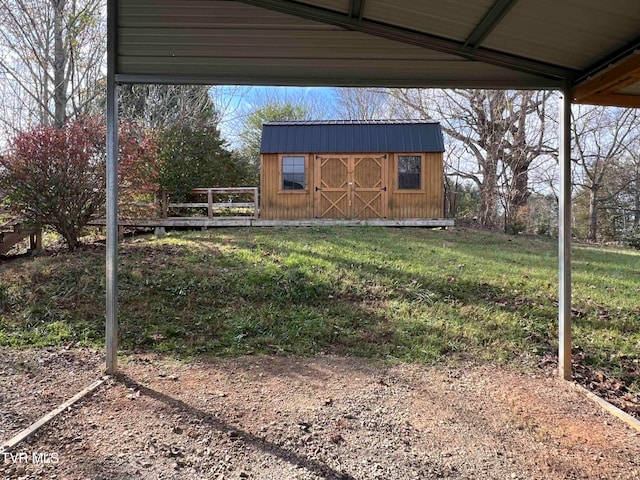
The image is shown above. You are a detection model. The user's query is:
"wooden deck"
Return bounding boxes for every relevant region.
[88,217,454,228]
[0,215,42,255]
[90,187,453,229]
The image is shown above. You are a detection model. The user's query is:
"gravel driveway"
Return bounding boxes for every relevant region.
[2,349,639,479]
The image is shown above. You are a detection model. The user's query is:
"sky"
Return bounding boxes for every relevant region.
[211,86,338,149]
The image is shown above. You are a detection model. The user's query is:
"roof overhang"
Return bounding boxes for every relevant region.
[111,0,640,104]
[572,51,640,108]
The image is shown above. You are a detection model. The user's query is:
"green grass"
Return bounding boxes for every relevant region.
[1,227,639,391]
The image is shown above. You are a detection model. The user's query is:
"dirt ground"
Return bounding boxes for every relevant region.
[1,348,640,480]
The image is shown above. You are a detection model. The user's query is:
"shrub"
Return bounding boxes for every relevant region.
[0,117,106,250]
[0,118,159,249]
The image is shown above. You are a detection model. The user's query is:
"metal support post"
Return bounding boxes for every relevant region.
[558,86,572,381]
[105,0,119,375]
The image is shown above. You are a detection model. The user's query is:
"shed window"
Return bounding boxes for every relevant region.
[282,156,306,190]
[398,155,422,190]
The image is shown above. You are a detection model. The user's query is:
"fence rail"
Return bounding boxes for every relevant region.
[162,187,259,220]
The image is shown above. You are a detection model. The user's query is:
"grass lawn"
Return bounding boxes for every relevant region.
[1,227,639,392]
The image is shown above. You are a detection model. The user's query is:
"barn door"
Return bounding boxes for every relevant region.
[315,156,350,218]
[352,155,387,219]
[315,155,387,219]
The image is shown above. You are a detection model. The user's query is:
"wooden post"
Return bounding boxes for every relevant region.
[162,190,168,218]
[253,187,259,219]
[28,230,43,251]
[208,189,214,219]
[154,191,160,218]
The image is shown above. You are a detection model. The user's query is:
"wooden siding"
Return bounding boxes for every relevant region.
[260,154,314,219]
[388,153,443,219]
[260,152,443,219]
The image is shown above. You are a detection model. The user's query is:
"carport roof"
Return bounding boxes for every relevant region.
[105,0,629,381]
[111,0,640,106]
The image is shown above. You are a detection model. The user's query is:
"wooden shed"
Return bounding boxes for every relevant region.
[259,120,445,220]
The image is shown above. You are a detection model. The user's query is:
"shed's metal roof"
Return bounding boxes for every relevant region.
[260,120,445,154]
[111,0,640,106]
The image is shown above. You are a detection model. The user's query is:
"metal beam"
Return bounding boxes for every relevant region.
[558,84,572,381]
[115,73,562,89]
[465,0,520,48]
[348,0,366,20]
[236,0,576,81]
[106,0,119,375]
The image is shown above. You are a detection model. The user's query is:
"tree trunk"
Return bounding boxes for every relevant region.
[479,161,497,228]
[52,0,67,128]
[505,163,531,234]
[444,177,458,218]
[588,186,599,241]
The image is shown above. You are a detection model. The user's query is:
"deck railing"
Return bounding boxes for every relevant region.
[161,187,259,220]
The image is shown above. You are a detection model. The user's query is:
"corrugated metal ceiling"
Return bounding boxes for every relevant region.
[112,0,640,105]
[482,0,640,70]
[295,0,345,12]
[363,0,496,43]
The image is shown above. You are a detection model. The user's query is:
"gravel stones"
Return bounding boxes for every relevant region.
[2,352,640,479]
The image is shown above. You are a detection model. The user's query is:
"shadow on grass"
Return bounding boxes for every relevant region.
[113,235,558,365]
[2,228,639,390]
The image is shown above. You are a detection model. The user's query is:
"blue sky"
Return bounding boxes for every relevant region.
[212,86,339,148]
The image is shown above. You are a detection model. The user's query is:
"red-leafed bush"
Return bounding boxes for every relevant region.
[0,117,106,250]
[0,117,159,250]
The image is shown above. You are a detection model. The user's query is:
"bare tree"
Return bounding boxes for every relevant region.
[595,153,640,239]
[571,105,640,241]
[497,91,556,233]
[210,85,254,135]
[118,84,217,129]
[626,147,640,229]
[393,89,555,232]
[334,88,401,120]
[0,0,105,135]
